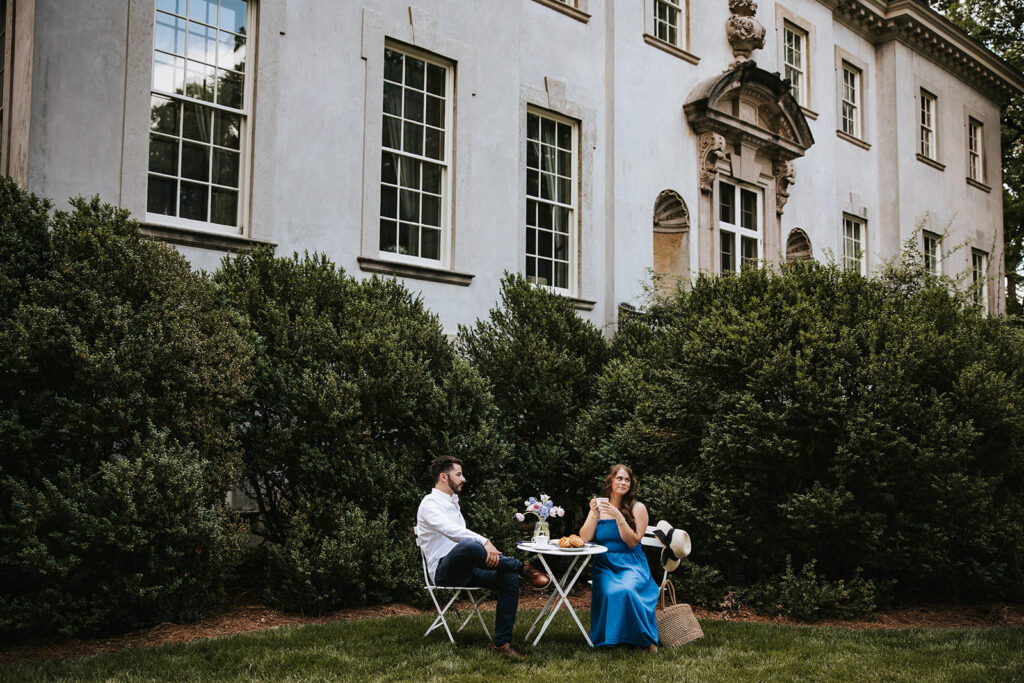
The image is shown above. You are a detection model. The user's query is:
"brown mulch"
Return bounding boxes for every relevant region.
[1,587,1021,665]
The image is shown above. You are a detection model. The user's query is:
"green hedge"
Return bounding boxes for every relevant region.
[0,181,251,638]
[578,258,1024,617]
[215,249,512,611]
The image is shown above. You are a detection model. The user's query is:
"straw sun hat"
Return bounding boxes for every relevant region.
[652,520,691,572]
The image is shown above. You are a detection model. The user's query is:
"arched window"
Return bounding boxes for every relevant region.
[785,228,812,263]
[653,190,690,292]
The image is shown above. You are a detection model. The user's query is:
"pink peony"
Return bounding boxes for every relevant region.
[515,512,525,522]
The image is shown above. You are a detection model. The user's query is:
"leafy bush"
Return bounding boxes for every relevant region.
[740,558,881,621]
[0,181,251,638]
[215,249,511,611]
[457,273,610,520]
[581,256,1024,608]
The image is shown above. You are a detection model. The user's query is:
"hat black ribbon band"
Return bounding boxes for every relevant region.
[654,527,679,562]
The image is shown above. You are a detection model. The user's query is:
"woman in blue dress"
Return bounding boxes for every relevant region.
[579,464,660,652]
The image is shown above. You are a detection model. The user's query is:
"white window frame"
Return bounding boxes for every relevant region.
[972,249,989,311]
[923,231,941,275]
[525,107,578,294]
[377,43,454,266]
[144,0,255,236]
[653,0,686,48]
[920,89,936,160]
[840,63,861,139]
[783,23,807,107]
[842,215,866,276]
[717,180,763,274]
[968,118,984,183]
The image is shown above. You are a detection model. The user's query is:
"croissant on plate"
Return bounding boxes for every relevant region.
[558,534,585,548]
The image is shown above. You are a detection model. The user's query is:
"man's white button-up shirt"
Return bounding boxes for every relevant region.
[416,488,488,581]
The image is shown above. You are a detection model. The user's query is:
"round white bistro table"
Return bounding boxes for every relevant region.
[516,540,608,646]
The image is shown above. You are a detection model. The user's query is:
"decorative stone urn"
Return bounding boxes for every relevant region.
[726,0,766,68]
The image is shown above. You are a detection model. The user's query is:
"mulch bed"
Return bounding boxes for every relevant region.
[1,587,1021,664]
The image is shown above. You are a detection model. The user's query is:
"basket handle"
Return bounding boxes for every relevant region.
[657,578,677,610]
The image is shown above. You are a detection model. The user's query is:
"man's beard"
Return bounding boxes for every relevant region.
[451,480,464,493]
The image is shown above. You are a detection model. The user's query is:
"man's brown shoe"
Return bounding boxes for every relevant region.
[491,643,524,660]
[521,564,551,589]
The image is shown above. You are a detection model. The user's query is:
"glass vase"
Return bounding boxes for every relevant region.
[532,520,550,544]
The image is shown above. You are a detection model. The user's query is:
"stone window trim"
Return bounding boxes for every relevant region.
[121,0,259,239]
[774,5,815,113]
[834,46,870,147]
[963,105,991,190]
[519,79,596,302]
[530,0,590,24]
[923,229,942,275]
[643,0,698,65]
[140,221,275,253]
[971,247,990,312]
[359,7,478,280]
[915,74,945,166]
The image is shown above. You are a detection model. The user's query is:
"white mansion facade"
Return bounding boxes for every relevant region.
[2,0,1022,330]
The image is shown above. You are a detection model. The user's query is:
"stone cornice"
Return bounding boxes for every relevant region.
[819,0,1024,103]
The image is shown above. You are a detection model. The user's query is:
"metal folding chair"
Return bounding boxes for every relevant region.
[415,529,491,643]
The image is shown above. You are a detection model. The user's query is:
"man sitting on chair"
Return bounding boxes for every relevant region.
[416,455,550,659]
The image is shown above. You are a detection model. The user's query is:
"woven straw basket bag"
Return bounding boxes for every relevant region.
[656,580,704,647]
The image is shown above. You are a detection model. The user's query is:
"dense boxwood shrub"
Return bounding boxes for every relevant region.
[579,257,1024,615]
[215,249,512,611]
[0,182,251,638]
[457,274,610,525]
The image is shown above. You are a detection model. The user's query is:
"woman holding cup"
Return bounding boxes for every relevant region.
[579,464,659,652]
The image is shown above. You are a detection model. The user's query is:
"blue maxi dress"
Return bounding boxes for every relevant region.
[589,518,660,647]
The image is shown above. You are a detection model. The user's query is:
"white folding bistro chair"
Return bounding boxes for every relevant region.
[642,525,672,590]
[414,529,490,643]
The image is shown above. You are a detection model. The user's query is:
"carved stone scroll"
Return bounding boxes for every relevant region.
[699,132,727,192]
[773,159,795,214]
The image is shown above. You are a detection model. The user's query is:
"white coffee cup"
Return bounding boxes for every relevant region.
[595,497,609,518]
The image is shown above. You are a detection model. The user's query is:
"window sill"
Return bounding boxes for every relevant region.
[530,0,590,23]
[836,130,871,150]
[800,106,819,120]
[916,153,946,172]
[642,33,700,65]
[357,256,475,286]
[569,295,596,311]
[140,223,275,252]
[966,177,992,193]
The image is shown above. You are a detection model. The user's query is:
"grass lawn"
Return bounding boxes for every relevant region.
[2,610,1022,682]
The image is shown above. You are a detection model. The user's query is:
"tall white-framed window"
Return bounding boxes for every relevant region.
[840,63,861,139]
[379,44,452,263]
[923,231,941,275]
[968,118,984,183]
[783,23,807,107]
[842,215,866,275]
[525,109,577,292]
[718,180,761,274]
[147,0,252,232]
[654,0,685,48]
[920,89,936,160]
[972,249,988,310]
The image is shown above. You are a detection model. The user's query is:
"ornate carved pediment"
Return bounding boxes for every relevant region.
[685,62,814,211]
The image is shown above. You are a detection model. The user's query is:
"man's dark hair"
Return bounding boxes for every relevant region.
[430,456,463,484]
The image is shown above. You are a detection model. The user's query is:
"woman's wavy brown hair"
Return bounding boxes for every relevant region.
[600,464,636,529]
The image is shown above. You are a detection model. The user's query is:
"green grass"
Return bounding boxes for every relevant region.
[2,611,1022,682]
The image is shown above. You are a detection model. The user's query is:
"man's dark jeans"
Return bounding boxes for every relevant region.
[434,540,523,646]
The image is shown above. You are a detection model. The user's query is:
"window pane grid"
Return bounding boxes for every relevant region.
[654,0,682,47]
[968,120,982,181]
[841,66,860,138]
[148,0,247,227]
[379,47,449,261]
[923,233,940,274]
[843,217,864,274]
[920,91,935,159]
[783,26,805,105]
[972,251,988,308]
[718,181,760,273]
[526,111,575,291]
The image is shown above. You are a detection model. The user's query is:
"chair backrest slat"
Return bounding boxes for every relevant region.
[413,526,434,588]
